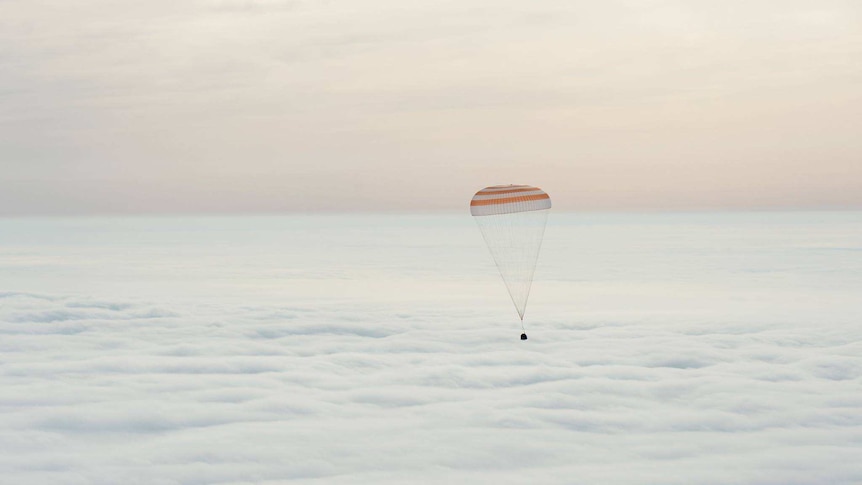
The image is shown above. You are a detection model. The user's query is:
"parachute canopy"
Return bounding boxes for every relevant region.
[470,184,551,217]
[470,185,551,326]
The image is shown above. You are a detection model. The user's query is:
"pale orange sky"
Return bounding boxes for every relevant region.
[1,0,860,214]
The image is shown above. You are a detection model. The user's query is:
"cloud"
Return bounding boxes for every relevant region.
[1,212,861,483]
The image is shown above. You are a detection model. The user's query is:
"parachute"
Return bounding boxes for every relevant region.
[470,184,551,340]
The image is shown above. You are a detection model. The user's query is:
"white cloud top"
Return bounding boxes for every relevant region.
[1,212,861,483]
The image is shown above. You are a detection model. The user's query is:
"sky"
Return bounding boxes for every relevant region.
[1,0,861,215]
[1,213,861,483]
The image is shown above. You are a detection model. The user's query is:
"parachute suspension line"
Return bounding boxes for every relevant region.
[474,209,549,322]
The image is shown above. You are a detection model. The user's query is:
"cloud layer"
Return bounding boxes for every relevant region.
[1,212,861,484]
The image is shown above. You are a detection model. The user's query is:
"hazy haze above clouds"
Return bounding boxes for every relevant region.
[1,0,861,214]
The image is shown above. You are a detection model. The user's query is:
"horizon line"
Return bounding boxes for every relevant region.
[1,206,861,220]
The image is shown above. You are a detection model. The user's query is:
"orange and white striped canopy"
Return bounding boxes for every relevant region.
[470,184,552,216]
